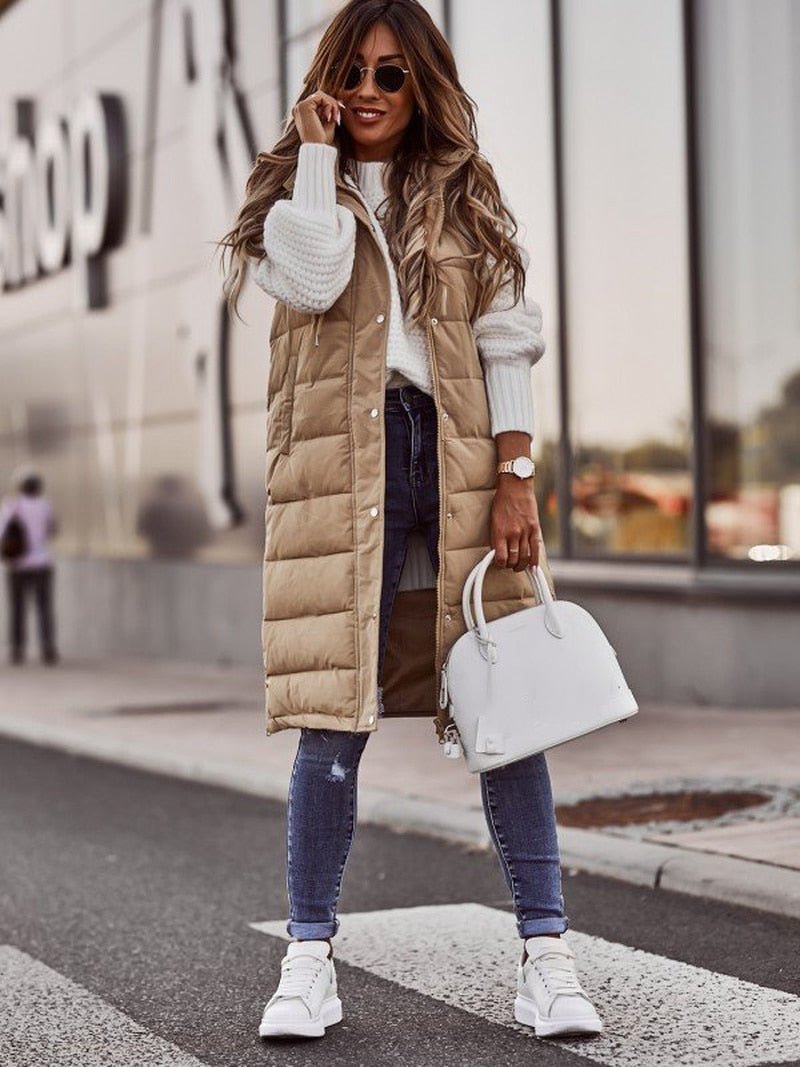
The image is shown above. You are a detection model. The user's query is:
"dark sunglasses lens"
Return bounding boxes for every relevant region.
[343,64,362,90]
[376,65,406,92]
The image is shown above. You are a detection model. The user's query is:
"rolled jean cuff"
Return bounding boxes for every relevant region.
[286,918,339,939]
[518,915,570,938]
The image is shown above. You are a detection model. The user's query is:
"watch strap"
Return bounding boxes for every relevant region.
[496,456,536,478]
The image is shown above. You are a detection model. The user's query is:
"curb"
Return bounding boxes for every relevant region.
[2,715,798,923]
[555,825,800,921]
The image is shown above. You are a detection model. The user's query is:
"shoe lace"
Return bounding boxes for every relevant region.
[273,955,326,1005]
[533,950,585,996]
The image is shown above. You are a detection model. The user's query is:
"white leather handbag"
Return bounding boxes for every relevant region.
[438,549,639,773]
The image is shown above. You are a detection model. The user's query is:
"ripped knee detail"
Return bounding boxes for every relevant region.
[325,753,351,783]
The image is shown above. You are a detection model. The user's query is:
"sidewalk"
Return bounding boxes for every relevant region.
[1,655,798,921]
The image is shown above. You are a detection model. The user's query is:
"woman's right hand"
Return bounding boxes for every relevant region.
[293,91,346,147]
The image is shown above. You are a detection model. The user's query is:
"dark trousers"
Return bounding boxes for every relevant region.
[6,565,57,662]
[377,384,441,684]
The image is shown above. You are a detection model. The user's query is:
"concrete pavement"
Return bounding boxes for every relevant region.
[1,655,798,921]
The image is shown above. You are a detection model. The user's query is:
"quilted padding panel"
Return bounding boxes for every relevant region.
[292,377,349,441]
[262,609,356,676]
[271,436,353,503]
[267,667,359,721]
[266,494,353,560]
[264,550,354,618]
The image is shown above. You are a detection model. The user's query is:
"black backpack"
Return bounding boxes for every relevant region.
[1,510,29,562]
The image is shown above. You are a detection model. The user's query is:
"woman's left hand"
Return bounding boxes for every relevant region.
[490,476,541,572]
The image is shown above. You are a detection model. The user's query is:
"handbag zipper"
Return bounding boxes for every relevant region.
[438,658,449,709]
[438,659,463,758]
[442,722,462,759]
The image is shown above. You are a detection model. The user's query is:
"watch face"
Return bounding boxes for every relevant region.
[513,456,534,478]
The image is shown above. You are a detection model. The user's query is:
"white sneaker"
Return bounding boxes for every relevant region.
[514,935,603,1038]
[259,939,343,1038]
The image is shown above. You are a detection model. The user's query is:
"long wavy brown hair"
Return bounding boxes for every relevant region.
[218,0,528,331]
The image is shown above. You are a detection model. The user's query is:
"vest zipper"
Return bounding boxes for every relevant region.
[340,170,440,735]
[340,171,391,732]
[426,314,449,746]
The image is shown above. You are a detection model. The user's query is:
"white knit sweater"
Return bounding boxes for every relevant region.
[253,141,546,438]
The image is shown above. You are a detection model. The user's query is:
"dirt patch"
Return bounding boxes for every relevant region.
[556,789,771,828]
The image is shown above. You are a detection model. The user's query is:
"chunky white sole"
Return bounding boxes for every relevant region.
[259,994,343,1038]
[514,992,603,1037]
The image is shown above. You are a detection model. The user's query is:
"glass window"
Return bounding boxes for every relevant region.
[560,0,693,557]
[695,0,800,564]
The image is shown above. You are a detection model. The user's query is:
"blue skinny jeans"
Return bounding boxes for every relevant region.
[285,384,568,940]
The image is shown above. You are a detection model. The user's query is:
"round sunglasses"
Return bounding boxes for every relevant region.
[335,62,411,94]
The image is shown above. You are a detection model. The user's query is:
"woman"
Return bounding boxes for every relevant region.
[220,0,602,1042]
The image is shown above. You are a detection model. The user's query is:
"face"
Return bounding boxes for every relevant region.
[339,21,416,162]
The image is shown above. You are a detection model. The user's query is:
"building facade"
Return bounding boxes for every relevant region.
[1,0,798,704]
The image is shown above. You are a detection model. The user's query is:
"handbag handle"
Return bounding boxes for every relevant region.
[461,548,565,657]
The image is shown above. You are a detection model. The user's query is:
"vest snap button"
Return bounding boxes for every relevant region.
[370,407,379,417]
[430,317,438,325]
[369,506,379,517]
[368,715,375,724]
[442,411,449,420]
[445,613,452,622]
[376,313,385,323]
[446,512,453,519]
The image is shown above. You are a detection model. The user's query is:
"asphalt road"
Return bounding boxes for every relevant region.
[1,736,798,1067]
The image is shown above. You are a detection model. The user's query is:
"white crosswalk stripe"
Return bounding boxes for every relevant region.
[251,902,800,1066]
[0,946,209,1067]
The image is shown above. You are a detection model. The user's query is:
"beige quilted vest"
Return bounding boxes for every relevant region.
[263,154,556,745]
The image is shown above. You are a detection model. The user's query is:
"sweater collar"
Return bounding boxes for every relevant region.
[353,159,389,174]
[352,158,388,199]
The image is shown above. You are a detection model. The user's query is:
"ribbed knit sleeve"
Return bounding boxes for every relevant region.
[481,357,537,439]
[250,142,357,314]
[473,192,546,440]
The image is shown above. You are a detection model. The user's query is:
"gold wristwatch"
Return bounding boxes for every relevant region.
[496,456,536,479]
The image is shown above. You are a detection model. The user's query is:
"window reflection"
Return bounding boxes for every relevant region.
[571,437,692,556]
[560,0,692,556]
[696,0,800,563]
